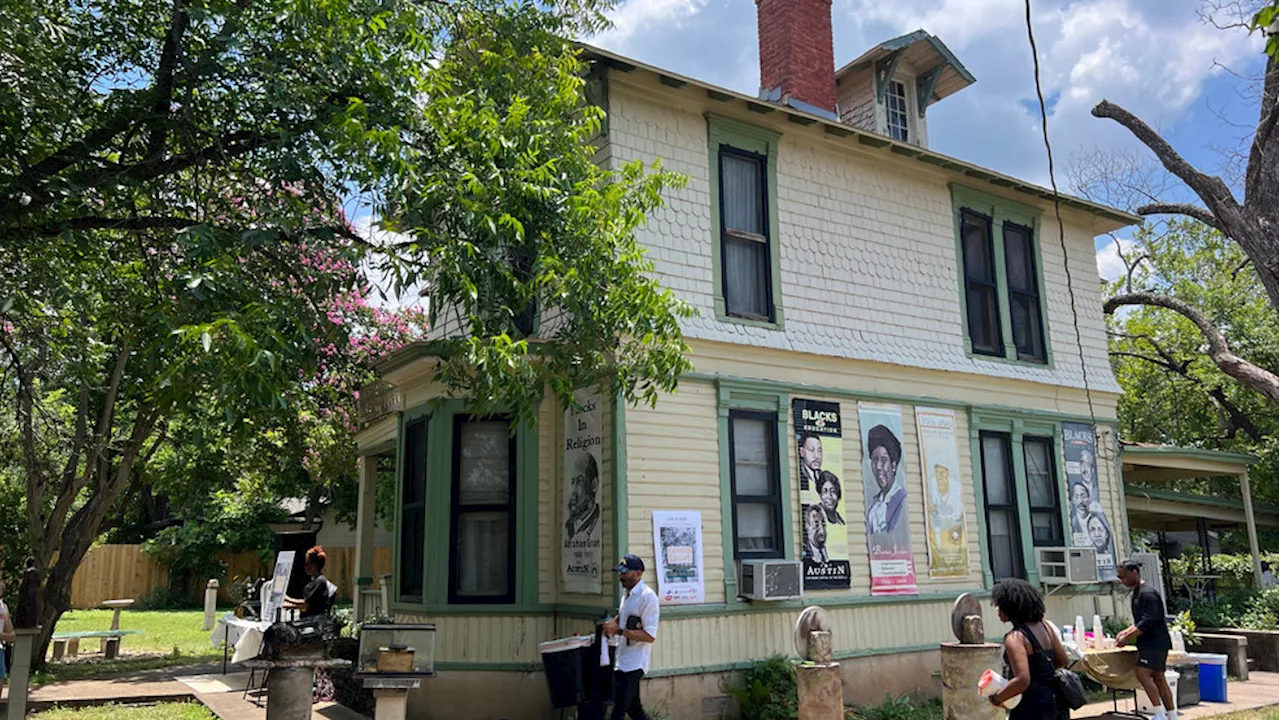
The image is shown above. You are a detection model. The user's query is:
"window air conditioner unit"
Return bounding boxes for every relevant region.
[739,560,803,601]
[1037,547,1098,584]
[1036,548,1070,585]
[1066,547,1099,584]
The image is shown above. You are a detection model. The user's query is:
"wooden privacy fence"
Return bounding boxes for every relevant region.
[70,544,393,609]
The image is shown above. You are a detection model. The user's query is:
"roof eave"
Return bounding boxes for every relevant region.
[577,42,1138,231]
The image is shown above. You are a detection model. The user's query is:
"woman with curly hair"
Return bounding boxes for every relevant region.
[989,579,1069,719]
[284,546,335,618]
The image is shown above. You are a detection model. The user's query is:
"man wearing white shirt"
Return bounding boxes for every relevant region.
[602,554,659,720]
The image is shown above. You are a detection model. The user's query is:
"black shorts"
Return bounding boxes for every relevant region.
[1136,646,1168,672]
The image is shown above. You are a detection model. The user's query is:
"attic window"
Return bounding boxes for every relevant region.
[886,80,910,142]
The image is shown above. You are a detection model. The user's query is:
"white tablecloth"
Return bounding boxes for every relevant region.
[210,614,272,664]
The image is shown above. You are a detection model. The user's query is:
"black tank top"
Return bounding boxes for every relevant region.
[1005,622,1062,719]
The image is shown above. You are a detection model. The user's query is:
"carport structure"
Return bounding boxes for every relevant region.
[1121,442,1278,591]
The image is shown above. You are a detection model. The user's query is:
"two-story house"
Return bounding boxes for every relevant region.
[349,1,1140,717]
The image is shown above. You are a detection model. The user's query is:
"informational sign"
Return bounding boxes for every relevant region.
[915,407,970,579]
[651,510,704,604]
[858,403,918,595]
[563,389,605,594]
[1063,422,1116,582]
[793,399,851,590]
[262,551,295,622]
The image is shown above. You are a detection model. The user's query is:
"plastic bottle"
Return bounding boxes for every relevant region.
[1093,615,1105,644]
[978,669,1022,709]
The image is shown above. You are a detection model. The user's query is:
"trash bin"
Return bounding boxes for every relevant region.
[1189,652,1228,703]
[1137,670,1180,713]
[539,635,594,709]
[1171,661,1200,707]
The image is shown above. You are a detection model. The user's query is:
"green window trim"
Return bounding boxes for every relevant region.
[951,184,1053,368]
[707,113,785,329]
[969,409,1065,588]
[716,379,795,602]
[392,398,539,613]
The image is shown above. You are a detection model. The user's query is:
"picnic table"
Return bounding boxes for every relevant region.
[51,629,144,661]
[51,598,141,661]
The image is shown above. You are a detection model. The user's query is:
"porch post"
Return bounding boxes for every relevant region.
[353,454,379,619]
[1238,471,1263,586]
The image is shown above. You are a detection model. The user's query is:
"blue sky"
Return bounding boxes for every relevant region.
[586,0,1269,279]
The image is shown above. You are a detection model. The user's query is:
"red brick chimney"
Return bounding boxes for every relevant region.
[756,0,837,117]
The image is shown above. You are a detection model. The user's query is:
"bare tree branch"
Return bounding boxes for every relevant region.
[1092,100,1242,209]
[33,216,201,236]
[1104,291,1279,404]
[1135,203,1224,232]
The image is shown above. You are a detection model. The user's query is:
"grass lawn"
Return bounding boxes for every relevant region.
[36,608,225,684]
[32,702,216,720]
[1215,708,1279,720]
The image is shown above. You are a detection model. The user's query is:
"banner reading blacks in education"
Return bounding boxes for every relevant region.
[793,399,851,590]
[1063,422,1116,582]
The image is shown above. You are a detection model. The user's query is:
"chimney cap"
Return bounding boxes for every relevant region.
[836,30,974,110]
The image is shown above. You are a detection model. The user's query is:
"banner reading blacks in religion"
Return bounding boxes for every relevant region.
[562,389,604,594]
[793,399,851,590]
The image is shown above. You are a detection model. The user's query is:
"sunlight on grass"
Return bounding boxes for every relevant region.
[32,702,216,720]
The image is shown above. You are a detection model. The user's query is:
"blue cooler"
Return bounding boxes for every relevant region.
[1190,652,1228,702]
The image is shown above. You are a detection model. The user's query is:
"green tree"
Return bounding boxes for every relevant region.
[1105,220,1278,508]
[1088,2,1277,403]
[1,0,691,663]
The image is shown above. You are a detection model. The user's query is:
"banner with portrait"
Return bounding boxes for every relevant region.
[858,403,918,595]
[263,551,295,623]
[1063,422,1116,581]
[793,399,851,590]
[652,510,704,604]
[562,389,604,594]
[915,407,969,578]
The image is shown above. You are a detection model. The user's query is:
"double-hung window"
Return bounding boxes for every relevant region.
[397,416,428,603]
[1002,223,1046,362]
[720,149,772,321]
[960,211,1003,356]
[952,187,1049,365]
[728,410,784,559]
[449,416,517,604]
[979,432,1023,580]
[1022,436,1063,547]
[708,115,782,328]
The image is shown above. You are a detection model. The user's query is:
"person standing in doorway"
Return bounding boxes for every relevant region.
[1260,561,1277,588]
[603,555,658,720]
[1116,559,1175,720]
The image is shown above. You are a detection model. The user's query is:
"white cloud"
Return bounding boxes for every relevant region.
[596,0,711,52]
[1095,236,1139,283]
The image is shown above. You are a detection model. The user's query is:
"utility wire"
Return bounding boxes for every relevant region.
[1023,0,1099,425]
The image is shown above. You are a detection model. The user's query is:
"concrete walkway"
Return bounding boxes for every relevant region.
[1073,671,1280,719]
[3,662,367,719]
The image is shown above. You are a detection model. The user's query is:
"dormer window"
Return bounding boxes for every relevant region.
[885,80,910,142]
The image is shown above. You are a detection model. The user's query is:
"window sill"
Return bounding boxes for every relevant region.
[965,349,1053,370]
[715,307,785,331]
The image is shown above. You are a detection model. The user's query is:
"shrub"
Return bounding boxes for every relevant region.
[1168,552,1279,591]
[1240,588,1279,630]
[723,655,797,720]
[849,694,942,720]
[1173,587,1279,631]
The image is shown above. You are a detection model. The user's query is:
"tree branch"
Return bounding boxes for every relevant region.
[33,215,201,236]
[1092,100,1244,226]
[1135,203,1224,232]
[1104,291,1279,405]
[146,0,190,162]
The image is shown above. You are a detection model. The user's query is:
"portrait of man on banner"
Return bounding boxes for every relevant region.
[792,399,851,590]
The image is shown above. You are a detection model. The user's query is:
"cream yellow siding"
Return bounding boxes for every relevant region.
[625,381,727,603]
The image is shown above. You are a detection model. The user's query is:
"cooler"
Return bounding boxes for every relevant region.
[1189,652,1228,703]
[538,635,595,709]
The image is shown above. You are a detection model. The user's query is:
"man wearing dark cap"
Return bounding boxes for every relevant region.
[1116,559,1175,720]
[602,554,659,720]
